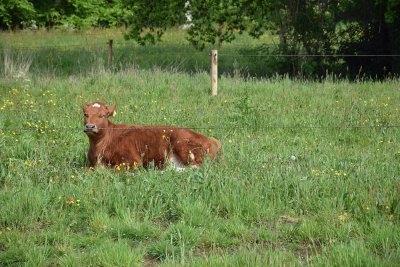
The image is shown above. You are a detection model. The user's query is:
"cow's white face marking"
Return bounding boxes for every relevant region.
[92,103,101,108]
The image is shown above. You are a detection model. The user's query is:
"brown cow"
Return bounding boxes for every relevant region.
[83,102,222,170]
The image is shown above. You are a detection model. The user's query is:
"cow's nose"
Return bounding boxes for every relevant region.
[84,124,96,131]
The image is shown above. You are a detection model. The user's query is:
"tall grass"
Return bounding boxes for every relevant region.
[2,48,32,79]
[0,29,399,266]
[0,28,279,78]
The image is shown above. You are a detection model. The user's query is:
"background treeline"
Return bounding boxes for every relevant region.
[0,0,129,29]
[1,0,400,78]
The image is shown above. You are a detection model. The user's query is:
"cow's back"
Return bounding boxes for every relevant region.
[88,124,222,169]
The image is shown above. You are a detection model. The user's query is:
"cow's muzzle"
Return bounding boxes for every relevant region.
[84,124,98,133]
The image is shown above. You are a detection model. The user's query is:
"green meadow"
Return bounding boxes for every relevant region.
[1,28,279,78]
[0,29,400,266]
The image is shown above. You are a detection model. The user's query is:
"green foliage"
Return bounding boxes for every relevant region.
[0,0,36,29]
[120,0,400,77]
[241,0,400,77]
[56,0,129,29]
[122,0,270,49]
[385,0,400,72]
[0,0,128,30]
[122,0,186,45]
[228,92,260,129]
[186,1,245,50]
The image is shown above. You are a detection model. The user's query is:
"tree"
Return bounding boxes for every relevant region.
[122,0,400,77]
[54,0,129,29]
[384,0,400,73]
[185,1,246,49]
[291,0,399,77]
[122,0,270,49]
[123,0,187,45]
[0,0,36,30]
[0,0,129,30]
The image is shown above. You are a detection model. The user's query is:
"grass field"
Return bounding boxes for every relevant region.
[1,29,400,266]
[1,28,282,78]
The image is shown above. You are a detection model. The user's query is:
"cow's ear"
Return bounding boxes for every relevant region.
[107,104,117,117]
[82,103,89,111]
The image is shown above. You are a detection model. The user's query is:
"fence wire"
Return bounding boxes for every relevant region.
[1,124,400,132]
[218,54,400,57]
[3,42,400,58]
[2,43,399,134]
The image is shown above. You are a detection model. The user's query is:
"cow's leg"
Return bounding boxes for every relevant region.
[173,143,205,167]
[128,154,142,170]
[178,139,222,166]
[168,152,185,171]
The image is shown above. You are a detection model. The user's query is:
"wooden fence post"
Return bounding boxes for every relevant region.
[108,39,113,70]
[211,50,218,96]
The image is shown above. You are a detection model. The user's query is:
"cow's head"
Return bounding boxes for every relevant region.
[83,102,116,134]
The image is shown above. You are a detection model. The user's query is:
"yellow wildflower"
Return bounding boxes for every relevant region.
[66,197,74,205]
[24,161,33,167]
[338,212,349,222]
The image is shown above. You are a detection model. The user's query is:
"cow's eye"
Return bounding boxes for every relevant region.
[84,113,88,117]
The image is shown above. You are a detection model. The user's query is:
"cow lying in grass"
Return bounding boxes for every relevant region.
[83,102,222,170]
